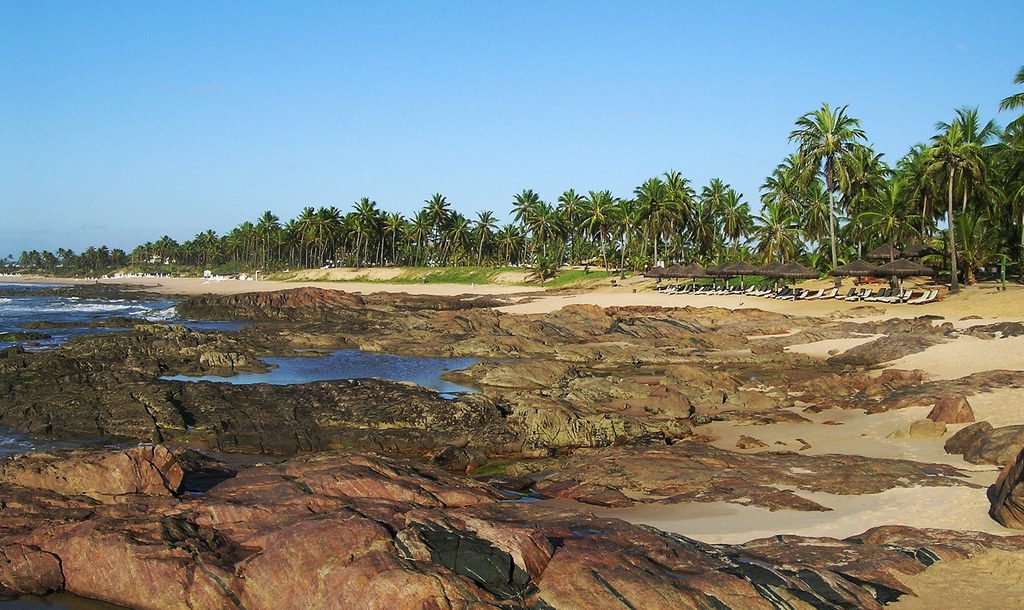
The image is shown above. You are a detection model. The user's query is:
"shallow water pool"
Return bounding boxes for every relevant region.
[161,348,479,394]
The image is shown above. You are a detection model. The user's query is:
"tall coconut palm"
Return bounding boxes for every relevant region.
[927,124,971,293]
[473,210,497,265]
[383,212,405,266]
[856,177,922,247]
[583,190,618,271]
[752,199,801,264]
[352,198,379,267]
[634,177,681,265]
[255,210,280,268]
[495,224,525,265]
[937,107,999,213]
[898,144,940,234]
[1000,65,1024,132]
[720,188,752,255]
[761,156,804,218]
[789,103,867,277]
[408,210,432,267]
[557,189,585,263]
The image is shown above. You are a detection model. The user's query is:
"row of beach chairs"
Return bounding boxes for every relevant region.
[655,284,939,305]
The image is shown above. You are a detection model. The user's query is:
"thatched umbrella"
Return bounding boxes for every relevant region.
[866,244,901,262]
[876,258,931,277]
[705,263,735,278]
[645,266,666,279]
[758,262,787,278]
[676,262,707,278]
[901,241,934,258]
[726,261,761,287]
[875,258,932,290]
[661,263,688,279]
[730,262,761,276]
[833,259,878,278]
[777,262,819,281]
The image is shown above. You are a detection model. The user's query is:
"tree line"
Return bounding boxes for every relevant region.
[12,66,1024,291]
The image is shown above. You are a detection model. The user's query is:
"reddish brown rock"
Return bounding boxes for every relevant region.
[2,446,1023,609]
[0,544,64,596]
[0,444,183,502]
[736,435,768,450]
[945,421,1024,465]
[990,447,1024,529]
[927,394,975,424]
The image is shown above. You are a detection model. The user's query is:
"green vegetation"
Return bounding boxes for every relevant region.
[11,65,1024,291]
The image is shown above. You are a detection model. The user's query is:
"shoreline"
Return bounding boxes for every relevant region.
[6,273,1024,322]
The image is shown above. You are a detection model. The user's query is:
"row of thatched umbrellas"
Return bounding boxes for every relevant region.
[647,243,934,281]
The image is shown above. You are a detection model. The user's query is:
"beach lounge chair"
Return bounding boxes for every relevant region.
[845,288,869,301]
[838,287,857,300]
[817,288,839,300]
[800,289,822,300]
[878,289,911,303]
[864,288,889,302]
[908,290,938,305]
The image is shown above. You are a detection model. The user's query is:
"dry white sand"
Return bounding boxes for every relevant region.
[886,334,1024,380]
[888,549,1024,608]
[3,274,541,297]
[594,477,1003,544]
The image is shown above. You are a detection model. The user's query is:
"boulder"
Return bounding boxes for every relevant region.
[945,422,1024,466]
[0,445,183,501]
[909,419,947,439]
[927,395,975,424]
[736,435,769,450]
[991,447,1024,529]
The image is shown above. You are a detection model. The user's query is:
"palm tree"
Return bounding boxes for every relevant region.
[938,107,999,213]
[789,103,867,277]
[752,199,801,264]
[583,190,618,271]
[1000,65,1024,132]
[408,210,432,267]
[955,209,1001,284]
[928,124,970,293]
[557,189,585,263]
[255,210,280,268]
[720,188,752,255]
[856,177,921,247]
[634,177,681,266]
[352,198,379,267]
[473,210,497,266]
[443,213,472,264]
[425,193,451,264]
[898,144,940,234]
[495,224,525,265]
[383,212,405,266]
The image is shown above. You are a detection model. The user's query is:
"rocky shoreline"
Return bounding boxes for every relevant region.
[4,286,1024,607]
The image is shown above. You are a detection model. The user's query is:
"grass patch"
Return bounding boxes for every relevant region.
[470,460,514,477]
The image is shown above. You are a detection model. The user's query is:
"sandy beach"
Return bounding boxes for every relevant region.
[9,273,1024,321]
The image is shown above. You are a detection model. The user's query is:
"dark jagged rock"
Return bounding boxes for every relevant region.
[0,331,51,342]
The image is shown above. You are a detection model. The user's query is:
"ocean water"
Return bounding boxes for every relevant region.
[1,282,479,454]
[0,282,178,349]
[162,348,479,395]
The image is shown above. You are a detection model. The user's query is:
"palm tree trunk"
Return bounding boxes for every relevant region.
[948,167,960,294]
[601,231,609,272]
[825,159,840,287]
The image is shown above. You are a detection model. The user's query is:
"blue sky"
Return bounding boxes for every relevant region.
[1,1,1022,255]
